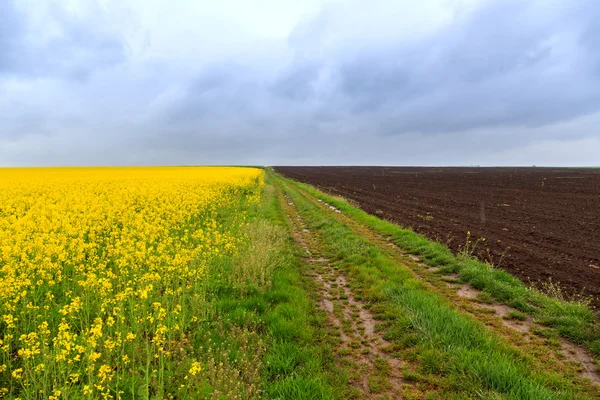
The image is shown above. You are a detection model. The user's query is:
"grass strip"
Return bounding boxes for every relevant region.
[193,174,345,398]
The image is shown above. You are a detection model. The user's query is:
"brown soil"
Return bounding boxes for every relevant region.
[275,167,600,306]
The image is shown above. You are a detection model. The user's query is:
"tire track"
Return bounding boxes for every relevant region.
[280,191,406,399]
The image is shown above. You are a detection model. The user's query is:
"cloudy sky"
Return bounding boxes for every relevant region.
[1,0,599,166]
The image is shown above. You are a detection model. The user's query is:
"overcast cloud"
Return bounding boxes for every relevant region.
[1,0,600,166]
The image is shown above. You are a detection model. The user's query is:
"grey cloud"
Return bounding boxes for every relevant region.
[271,62,320,101]
[135,0,600,164]
[579,8,600,77]
[0,0,126,81]
[164,0,600,147]
[161,63,264,127]
[3,0,600,167]
[278,0,600,134]
[436,1,555,84]
[0,1,25,72]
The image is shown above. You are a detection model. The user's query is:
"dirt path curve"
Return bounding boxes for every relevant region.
[279,190,406,399]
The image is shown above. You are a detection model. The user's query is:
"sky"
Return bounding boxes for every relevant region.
[1,0,600,166]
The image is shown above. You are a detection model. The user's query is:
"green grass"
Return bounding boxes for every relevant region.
[190,173,346,398]
[507,310,528,321]
[271,170,599,399]
[278,170,600,361]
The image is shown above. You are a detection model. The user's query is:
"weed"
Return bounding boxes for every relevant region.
[533,277,594,306]
[459,231,486,258]
[229,220,286,293]
[506,310,527,321]
[476,291,495,303]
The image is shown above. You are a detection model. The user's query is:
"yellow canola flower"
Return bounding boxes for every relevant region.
[0,166,263,397]
[11,368,23,379]
[189,361,202,376]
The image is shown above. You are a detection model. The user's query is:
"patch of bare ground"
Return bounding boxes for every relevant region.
[281,194,407,399]
[448,278,600,384]
[292,187,600,387]
[561,342,600,384]
[405,253,600,386]
[408,259,600,385]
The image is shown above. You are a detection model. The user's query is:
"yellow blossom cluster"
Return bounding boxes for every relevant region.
[0,167,263,398]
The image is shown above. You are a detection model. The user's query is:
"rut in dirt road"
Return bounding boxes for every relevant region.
[282,193,406,399]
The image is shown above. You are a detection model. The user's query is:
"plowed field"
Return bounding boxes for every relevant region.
[274,167,600,305]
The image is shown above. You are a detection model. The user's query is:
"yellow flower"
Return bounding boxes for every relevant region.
[97,364,113,383]
[189,361,202,376]
[39,321,51,336]
[12,368,23,379]
[0,167,263,392]
[2,314,16,329]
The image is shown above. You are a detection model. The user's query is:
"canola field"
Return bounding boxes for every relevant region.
[0,167,263,399]
[2,167,600,399]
